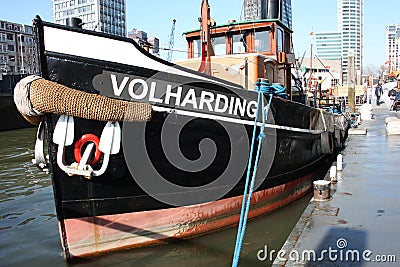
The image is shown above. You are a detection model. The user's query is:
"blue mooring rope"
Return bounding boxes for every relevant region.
[232,83,273,267]
[256,81,288,99]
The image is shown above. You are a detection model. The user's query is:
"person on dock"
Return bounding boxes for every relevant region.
[375,82,383,106]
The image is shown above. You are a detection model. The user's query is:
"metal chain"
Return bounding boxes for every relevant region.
[32,24,39,75]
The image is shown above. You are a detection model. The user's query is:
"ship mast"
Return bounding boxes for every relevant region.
[198,0,214,75]
[309,31,313,91]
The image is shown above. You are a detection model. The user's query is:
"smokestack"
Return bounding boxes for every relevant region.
[66,17,83,29]
[267,0,280,20]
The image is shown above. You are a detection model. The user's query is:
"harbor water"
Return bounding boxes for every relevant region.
[0,128,311,267]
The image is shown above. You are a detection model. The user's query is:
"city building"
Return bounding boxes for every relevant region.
[299,57,342,90]
[386,24,400,72]
[52,0,126,37]
[147,37,160,57]
[244,0,292,29]
[314,32,342,61]
[244,0,261,21]
[128,29,147,45]
[280,0,292,29]
[337,0,363,84]
[313,0,363,85]
[127,29,160,57]
[0,19,37,75]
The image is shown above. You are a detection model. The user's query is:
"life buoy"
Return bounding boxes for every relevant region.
[74,134,102,165]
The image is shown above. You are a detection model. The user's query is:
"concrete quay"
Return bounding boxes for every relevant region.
[273,100,400,266]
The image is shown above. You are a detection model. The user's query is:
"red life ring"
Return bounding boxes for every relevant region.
[74,134,102,165]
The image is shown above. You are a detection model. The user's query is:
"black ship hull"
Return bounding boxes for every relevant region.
[15,19,348,260]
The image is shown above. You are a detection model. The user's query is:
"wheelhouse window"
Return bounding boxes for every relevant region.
[193,38,201,58]
[254,30,270,53]
[212,35,226,56]
[232,33,246,54]
[277,28,284,52]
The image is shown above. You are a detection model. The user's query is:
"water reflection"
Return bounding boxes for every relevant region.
[0,128,62,266]
[0,129,51,200]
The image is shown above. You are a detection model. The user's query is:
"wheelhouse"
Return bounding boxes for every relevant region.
[177,19,295,99]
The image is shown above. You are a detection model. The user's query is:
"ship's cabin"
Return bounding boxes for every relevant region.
[176,19,296,99]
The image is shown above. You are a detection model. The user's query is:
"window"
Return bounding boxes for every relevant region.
[0,55,7,64]
[276,29,284,52]
[232,33,246,54]
[254,30,270,52]
[7,45,14,51]
[8,55,15,62]
[25,27,33,34]
[0,44,6,53]
[212,36,226,56]
[7,33,14,41]
[193,38,201,58]
[0,33,6,42]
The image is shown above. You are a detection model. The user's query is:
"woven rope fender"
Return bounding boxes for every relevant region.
[14,75,152,125]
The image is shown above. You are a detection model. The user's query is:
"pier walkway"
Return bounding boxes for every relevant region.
[273,97,400,266]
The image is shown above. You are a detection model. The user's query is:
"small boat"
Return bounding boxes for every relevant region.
[14,0,348,261]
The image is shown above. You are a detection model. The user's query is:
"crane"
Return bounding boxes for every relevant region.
[167,19,176,62]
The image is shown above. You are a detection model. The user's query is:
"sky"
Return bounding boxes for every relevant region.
[0,0,399,68]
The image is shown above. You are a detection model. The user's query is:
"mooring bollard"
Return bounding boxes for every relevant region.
[313,180,331,201]
[336,171,342,181]
[337,154,343,171]
[330,165,337,183]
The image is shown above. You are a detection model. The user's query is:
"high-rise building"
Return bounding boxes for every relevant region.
[147,37,160,56]
[337,0,363,84]
[386,24,400,72]
[52,0,126,37]
[244,0,262,21]
[0,19,38,75]
[244,0,292,29]
[281,0,292,29]
[315,32,342,61]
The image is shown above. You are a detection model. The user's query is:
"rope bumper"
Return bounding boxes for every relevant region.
[14,75,152,125]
